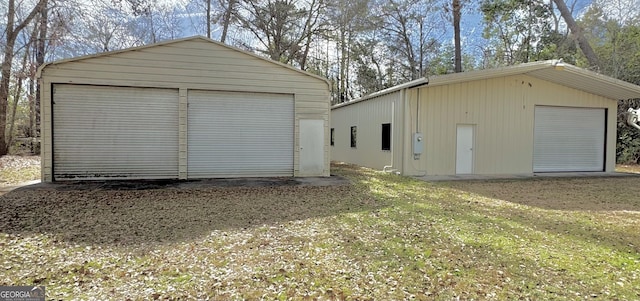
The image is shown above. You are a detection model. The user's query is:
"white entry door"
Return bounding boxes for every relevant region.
[456,124,474,174]
[299,119,325,176]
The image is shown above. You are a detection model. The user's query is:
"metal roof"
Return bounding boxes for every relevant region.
[331,77,428,109]
[332,60,640,109]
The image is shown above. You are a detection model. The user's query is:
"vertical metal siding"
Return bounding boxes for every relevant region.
[52,84,179,180]
[41,38,331,182]
[533,106,605,172]
[406,74,614,176]
[330,91,403,171]
[187,90,294,178]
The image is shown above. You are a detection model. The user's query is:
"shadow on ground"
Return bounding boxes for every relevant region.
[0,176,386,247]
[443,176,640,212]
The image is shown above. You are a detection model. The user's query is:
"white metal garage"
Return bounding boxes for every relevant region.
[53,84,179,180]
[187,90,294,178]
[533,106,606,172]
[38,36,330,182]
[332,60,640,176]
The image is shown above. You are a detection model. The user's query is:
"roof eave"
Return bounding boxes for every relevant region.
[331,77,428,109]
[556,64,640,100]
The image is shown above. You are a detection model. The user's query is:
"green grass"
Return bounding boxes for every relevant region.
[1,163,639,300]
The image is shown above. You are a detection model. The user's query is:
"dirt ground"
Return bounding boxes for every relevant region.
[616,164,640,174]
[1,163,639,300]
[2,156,640,213]
[0,183,359,247]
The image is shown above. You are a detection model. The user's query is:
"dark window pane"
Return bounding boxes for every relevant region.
[330,128,335,146]
[351,126,357,148]
[382,123,391,150]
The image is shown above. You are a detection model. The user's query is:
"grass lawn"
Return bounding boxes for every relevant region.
[1,163,639,300]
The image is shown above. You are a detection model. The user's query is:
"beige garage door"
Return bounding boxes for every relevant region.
[53,84,179,180]
[533,106,606,172]
[187,90,294,178]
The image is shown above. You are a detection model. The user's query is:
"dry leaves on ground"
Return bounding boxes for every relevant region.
[0,163,639,300]
[0,155,40,185]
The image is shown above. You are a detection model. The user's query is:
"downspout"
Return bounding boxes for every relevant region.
[414,88,426,176]
[402,88,409,175]
[383,101,396,173]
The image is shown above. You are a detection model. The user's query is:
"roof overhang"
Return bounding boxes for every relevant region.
[331,77,428,109]
[332,60,640,109]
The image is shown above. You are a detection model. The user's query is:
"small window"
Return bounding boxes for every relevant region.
[350,126,357,148]
[330,128,335,146]
[382,123,391,150]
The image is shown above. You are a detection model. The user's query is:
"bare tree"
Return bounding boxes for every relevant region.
[234,0,326,67]
[1,0,47,155]
[7,34,35,151]
[219,0,236,43]
[326,0,371,102]
[381,0,442,81]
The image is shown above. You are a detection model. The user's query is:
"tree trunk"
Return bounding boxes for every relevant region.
[296,0,320,70]
[339,29,347,102]
[0,0,46,155]
[552,0,599,69]
[300,33,313,70]
[34,0,48,144]
[453,0,462,73]
[206,0,211,38]
[7,53,28,151]
[419,18,424,76]
[1,56,12,155]
[220,0,235,43]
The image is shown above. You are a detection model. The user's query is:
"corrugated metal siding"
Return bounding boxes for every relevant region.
[330,91,403,171]
[403,74,616,176]
[53,84,179,180]
[41,40,326,95]
[40,38,330,181]
[533,106,605,172]
[187,90,293,178]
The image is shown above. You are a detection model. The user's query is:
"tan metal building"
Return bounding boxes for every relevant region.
[38,36,330,182]
[331,60,640,176]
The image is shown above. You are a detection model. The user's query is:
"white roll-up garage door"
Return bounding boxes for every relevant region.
[187,90,294,178]
[533,106,605,172]
[53,84,179,180]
